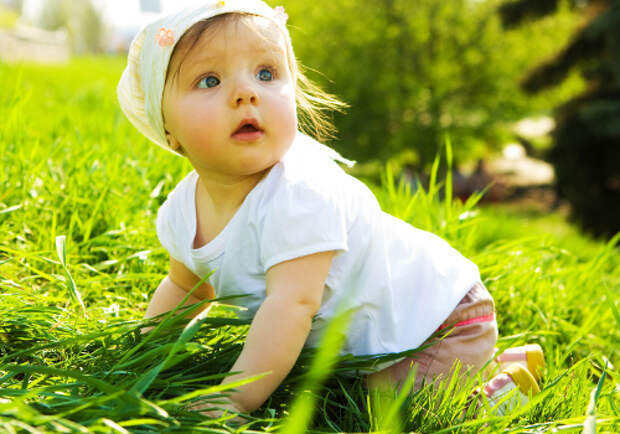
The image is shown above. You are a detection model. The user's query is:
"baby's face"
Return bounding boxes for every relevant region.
[162,16,297,179]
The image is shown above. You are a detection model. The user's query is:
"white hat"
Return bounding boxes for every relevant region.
[117,0,291,153]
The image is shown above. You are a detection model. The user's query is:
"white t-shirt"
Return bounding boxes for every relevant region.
[156,132,480,356]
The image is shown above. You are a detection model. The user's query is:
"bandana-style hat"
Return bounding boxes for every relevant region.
[117,0,291,153]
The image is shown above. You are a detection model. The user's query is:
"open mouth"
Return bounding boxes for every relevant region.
[236,124,260,134]
[232,118,263,140]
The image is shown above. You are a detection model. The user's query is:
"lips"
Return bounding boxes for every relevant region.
[232,118,264,141]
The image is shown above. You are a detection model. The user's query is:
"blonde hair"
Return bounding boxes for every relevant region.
[165,13,347,143]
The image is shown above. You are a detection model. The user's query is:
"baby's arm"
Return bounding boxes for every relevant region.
[144,257,215,320]
[220,250,335,413]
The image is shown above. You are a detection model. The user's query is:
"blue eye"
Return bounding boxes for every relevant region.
[197,75,220,88]
[256,68,273,81]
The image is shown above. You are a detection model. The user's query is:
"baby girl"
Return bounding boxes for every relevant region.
[118,0,543,417]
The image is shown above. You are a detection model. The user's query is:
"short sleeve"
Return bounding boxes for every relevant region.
[156,198,186,264]
[154,172,198,266]
[260,182,348,271]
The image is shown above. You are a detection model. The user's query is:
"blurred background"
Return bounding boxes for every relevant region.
[0,0,618,239]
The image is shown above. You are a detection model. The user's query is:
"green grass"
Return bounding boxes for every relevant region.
[0,57,619,433]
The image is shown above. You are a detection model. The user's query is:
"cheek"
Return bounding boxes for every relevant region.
[284,106,298,141]
[274,87,298,138]
[168,95,220,143]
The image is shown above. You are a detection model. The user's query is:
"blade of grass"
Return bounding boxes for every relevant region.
[582,362,608,434]
[107,271,213,375]
[3,364,116,394]
[81,186,109,243]
[280,308,354,433]
[101,418,131,434]
[55,235,88,319]
[444,134,453,223]
[131,298,213,394]
[159,373,271,407]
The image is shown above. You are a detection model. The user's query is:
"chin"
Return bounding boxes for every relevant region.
[234,157,275,176]
[244,145,290,173]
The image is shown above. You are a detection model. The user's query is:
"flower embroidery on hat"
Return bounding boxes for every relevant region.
[217,1,226,7]
[155,27,175,47]
[273,6,288,26]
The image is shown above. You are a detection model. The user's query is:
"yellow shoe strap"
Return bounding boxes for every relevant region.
[504,364,540,396]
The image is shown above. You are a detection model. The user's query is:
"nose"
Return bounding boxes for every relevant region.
[230,78,259,107]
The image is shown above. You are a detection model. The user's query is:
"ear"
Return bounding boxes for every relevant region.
[165,130,182,151]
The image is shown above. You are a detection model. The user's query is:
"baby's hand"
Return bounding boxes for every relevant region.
[188,396,248,423]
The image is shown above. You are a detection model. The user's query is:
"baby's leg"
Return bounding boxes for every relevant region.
[368,282,497,392]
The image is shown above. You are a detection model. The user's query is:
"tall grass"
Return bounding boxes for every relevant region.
[0,58,619,432]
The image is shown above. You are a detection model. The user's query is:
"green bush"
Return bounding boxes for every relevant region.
[500,0,620,238]
[282,0,583,168]
[551,91,620,237]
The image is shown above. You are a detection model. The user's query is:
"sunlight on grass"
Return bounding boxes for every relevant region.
[0,59,618,432]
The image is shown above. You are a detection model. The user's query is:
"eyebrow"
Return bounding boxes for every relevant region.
[191,46,283,64]
[179,47,285,82]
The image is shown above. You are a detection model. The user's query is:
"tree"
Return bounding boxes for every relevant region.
[500,0,620,237]
[39,0,68,32]
[282,0,582,171]
[38,0,104,54]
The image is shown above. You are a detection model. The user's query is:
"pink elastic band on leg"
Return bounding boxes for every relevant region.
[496,348,527,362]
[437,313,495,331]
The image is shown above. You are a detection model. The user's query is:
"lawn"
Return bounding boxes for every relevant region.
[0,57,618,433]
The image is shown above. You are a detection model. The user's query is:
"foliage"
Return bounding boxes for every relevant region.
[279,0,584,169]
[500,0,620,238]
[499,0,586,26]
[1,58,619,432]
[551,90,620,238]
[38,0,66,31]
[0,6,18,29]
